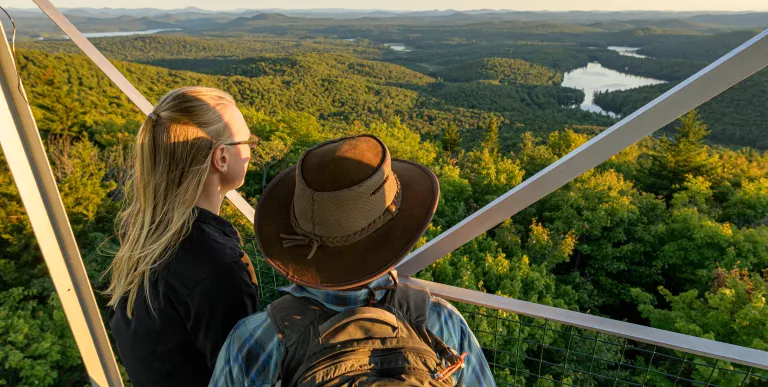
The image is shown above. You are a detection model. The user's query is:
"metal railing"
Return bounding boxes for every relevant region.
[455,305,767,386]
[2,0,768,385]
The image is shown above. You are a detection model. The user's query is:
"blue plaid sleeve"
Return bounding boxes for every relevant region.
[209,311,282,387]
[428,297,497,387]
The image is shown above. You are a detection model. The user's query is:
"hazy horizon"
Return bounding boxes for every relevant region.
[5,1,768,12]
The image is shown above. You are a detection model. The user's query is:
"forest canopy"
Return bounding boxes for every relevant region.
[3,15,768,385]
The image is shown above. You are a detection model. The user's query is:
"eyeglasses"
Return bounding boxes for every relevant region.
[224,134,259,149]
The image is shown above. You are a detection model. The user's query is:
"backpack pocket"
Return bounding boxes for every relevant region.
[319,307,399,345]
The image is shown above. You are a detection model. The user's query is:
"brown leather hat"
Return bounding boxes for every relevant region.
[255,135,439,290]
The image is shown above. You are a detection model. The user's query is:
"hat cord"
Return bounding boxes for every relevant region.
[280,234,321,260]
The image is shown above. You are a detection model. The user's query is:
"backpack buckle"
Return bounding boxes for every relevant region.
[364,284,396,306]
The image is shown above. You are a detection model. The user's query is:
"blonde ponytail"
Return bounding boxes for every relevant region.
[106,87,235,317]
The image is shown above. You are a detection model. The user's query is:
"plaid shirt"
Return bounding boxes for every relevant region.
[209,273,496,386]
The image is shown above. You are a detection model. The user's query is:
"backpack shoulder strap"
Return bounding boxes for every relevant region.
[266,294,326,347]
[385,282,461,364]
[385,282,431,327]
[266,294,330,386]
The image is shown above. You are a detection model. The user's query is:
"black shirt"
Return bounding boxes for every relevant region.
[110,207,260,387]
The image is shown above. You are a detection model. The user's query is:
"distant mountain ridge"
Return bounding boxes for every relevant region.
[3,7,765,39]
[7,7,766,22]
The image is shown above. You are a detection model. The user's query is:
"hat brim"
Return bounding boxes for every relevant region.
[254,159,439,290]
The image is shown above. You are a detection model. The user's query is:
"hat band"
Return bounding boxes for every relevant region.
[280,174,402,260]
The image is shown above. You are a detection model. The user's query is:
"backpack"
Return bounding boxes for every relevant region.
[266,281,467,387]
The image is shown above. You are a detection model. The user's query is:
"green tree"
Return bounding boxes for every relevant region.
[442,123,461,156]
[0,288,87,387]
[546,128,588,158]
[632,268,768,386]
[363,118,438,166]
[655,203,768,294]
[47,137,117,232]
[0,152,40,290]
[251,135,293,192]
[459,148,525,207]
[431,159,473,229]
[532,169,667,310]
[482,117,500,155]
[722,178,768,227]
[639,110,714,197]
[517,131,557,178]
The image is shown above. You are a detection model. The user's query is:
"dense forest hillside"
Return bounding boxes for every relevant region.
[22,35,384,61]
[591,29,767,149]
[595,69,768,148]
[22,28,768,150]
[436,57,563,85]
[19,47,614,143]
[640,29,765,60]
[2,12,768,386]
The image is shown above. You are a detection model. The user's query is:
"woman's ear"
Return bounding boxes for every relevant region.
[212,145,230,173]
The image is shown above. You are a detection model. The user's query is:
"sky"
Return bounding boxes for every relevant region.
[5,0,768,12]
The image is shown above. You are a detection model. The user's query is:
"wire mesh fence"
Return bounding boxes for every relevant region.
[242,239,768,387]
[454,303,768,387]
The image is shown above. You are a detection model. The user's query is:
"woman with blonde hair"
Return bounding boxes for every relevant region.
[107,87,260,387]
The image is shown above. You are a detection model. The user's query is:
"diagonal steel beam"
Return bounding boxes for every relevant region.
[33,0,252,212]
[397,28,768,276]
[0,22,122,387]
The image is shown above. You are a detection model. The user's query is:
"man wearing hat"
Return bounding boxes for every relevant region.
[210,135,495,386]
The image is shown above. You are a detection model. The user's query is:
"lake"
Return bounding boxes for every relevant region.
[607,46,648,59]
[61,28,182,39]
[561,62,666,117]
[384,43,411,52]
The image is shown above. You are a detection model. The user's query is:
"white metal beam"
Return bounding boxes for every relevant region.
[226,188,256,222]
[32,0,252,215]
[0,23,122,387]
[401,276,768,370]
[397,28,768,276]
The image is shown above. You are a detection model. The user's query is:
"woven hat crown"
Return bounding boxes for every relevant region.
[301,135,384,191]
[282,135,401,259]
